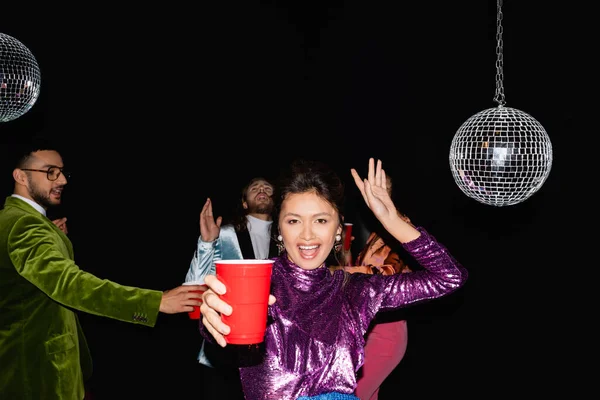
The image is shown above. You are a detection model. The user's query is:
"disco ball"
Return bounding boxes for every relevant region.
[449,105,553,207]
[0,32,41,123]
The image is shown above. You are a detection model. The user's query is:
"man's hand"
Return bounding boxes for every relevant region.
[159,284,205,314]
[52,217,68,234]
[200,198,222,242]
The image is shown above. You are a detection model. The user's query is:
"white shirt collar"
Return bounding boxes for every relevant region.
[12,194,47,216]
[246,215,272,231]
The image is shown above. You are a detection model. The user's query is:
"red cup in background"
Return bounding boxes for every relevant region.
[182,281,208,320]
[215,259,274,345]
[343,223,353,251]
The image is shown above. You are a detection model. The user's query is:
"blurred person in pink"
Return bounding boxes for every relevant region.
[351,173,414,400]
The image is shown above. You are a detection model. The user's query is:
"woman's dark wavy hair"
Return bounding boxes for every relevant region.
[273,158,345,240]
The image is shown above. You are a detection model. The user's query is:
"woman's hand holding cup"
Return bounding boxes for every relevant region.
[201,273,277,347]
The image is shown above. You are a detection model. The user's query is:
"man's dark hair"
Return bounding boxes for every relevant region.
[0,135,61,198]
[231,176,275,232]
[14,135,60,169]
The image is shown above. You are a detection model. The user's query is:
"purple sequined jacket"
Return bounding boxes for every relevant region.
[201,227,467,400]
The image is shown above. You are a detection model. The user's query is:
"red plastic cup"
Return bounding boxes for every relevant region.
[182,280,208,320]
[343,223,353,251]
[215,259,274,345]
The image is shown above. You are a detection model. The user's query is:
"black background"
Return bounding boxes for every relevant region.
[1,1,587,398]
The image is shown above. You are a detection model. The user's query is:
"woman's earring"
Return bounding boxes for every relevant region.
[276,235,285,255]
[334,234,342,252]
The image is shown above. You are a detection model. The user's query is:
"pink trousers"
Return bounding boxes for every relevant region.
[355,319,408,400]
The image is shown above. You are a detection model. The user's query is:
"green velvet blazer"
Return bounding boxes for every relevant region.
[0,196,163,400]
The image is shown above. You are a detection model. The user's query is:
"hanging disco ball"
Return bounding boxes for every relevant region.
[0,32,41,123]
[449,105,553,207]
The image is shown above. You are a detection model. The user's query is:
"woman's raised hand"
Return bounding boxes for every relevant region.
[350,158,398,224]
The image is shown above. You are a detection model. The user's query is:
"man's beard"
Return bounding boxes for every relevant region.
[29,181,57,209]
[249,202,274,216]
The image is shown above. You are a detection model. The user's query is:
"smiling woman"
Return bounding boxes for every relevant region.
[278,190,342,270]
[197,157,468,400]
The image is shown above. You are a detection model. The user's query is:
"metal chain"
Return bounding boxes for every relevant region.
[493,0,506,106]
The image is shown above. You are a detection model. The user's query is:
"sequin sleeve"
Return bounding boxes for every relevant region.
[345,226,468,333]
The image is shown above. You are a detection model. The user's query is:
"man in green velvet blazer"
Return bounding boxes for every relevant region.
[0,141,205,400]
